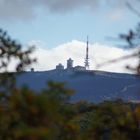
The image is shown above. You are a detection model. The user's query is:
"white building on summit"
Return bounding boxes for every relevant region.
[55,58,86,71]
[66,58,86,71]
[55,37,90,71]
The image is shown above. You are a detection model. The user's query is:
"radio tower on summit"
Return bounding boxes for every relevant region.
[85,36,90,70]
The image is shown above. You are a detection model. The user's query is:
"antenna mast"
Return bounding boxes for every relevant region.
[85,36,89,70]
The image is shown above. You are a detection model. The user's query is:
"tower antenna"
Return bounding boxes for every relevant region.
[85,36,90,70]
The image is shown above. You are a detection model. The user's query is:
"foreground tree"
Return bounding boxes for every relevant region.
[0,29,36,96]
[0,29,81,139]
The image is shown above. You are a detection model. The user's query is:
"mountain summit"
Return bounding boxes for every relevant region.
[17,70,140,103]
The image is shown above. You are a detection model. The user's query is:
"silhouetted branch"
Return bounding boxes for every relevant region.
[96,51,140,68]
[0,28,36,94]
[126,2,140,18]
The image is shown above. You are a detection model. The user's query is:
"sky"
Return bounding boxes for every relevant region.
[0,0,140,73]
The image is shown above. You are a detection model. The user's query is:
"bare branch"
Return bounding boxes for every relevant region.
[96,51,139,68]
[126,2,140,18]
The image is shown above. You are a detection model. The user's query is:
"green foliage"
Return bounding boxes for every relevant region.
[0,84,80,140]
[82,101,140,140]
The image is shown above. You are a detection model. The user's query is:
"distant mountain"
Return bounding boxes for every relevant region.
[16,70,140,103]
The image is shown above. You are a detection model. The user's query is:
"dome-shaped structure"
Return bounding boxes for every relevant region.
[56,63,64,70]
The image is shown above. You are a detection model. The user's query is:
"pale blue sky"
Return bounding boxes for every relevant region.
[0,0,139,48]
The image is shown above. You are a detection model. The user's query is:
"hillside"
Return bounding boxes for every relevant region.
[16,70,140,103]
